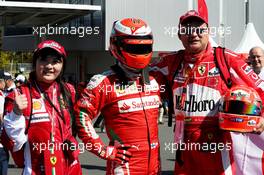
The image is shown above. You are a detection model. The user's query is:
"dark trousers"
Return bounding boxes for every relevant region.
[0,147,9,175]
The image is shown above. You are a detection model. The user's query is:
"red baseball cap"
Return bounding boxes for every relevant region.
[179,10,208,25]
[34,40,66,58]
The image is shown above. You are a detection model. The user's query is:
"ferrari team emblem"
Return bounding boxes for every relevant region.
[198,64,206,76]
[207,133,213,140]
[50,156,57,165]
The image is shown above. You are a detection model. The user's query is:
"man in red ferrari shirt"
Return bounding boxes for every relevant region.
[151,10,264,175]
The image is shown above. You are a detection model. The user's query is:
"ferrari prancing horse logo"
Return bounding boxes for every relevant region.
[50,156,57,165]
[198,64,206,76]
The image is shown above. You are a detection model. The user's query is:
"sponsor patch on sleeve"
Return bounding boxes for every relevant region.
[241,63,253,75]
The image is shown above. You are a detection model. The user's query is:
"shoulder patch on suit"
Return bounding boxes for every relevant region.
[87,70,114,90]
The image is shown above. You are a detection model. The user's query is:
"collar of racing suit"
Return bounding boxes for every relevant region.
[183,43,212,63]
[118,62,141,80]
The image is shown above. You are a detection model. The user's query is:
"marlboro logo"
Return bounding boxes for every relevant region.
[175,95,216,112]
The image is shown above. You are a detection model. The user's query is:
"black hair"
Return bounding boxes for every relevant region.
[58,80,75,125]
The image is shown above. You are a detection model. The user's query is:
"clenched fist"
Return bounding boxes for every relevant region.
[13,89,28,115]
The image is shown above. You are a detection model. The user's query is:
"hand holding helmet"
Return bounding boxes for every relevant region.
[253,117,264,133]
[219,85,263,133]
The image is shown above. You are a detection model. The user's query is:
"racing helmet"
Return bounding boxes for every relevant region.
[109,18,153,69]
[219,85,263,132]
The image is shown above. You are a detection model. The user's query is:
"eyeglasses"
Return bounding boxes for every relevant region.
[179,26,209,36]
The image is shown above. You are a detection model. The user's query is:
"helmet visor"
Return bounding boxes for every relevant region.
[115,35,153,55]
[222,100,261,116]
[122,43,152,54]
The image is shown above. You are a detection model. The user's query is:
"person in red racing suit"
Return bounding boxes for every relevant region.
[2,40,82,175]
[74,18,161,175]
[151,10,264,175]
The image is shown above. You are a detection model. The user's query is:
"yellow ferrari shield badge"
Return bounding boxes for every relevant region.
[50,156,57,165]
[198,64,206,76]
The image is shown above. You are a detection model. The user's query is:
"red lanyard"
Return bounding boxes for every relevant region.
[179,56,203,110]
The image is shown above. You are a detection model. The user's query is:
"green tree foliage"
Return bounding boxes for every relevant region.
[0,51,12,69]
[0,51,33,71]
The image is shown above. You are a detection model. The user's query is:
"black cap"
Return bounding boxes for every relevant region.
[0,71,12,80]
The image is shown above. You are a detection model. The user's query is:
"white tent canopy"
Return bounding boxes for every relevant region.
[235,23,264,53]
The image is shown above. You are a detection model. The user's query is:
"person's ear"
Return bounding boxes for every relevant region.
[178,32,182,40]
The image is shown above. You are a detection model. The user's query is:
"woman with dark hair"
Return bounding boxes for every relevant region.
[2,40,82,175]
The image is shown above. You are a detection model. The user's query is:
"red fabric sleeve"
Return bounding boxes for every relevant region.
[74,74,108,155]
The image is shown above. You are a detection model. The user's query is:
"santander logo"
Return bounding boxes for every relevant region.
[131,98,160,109]
[118,95,160,113]
[120,103,131,111]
